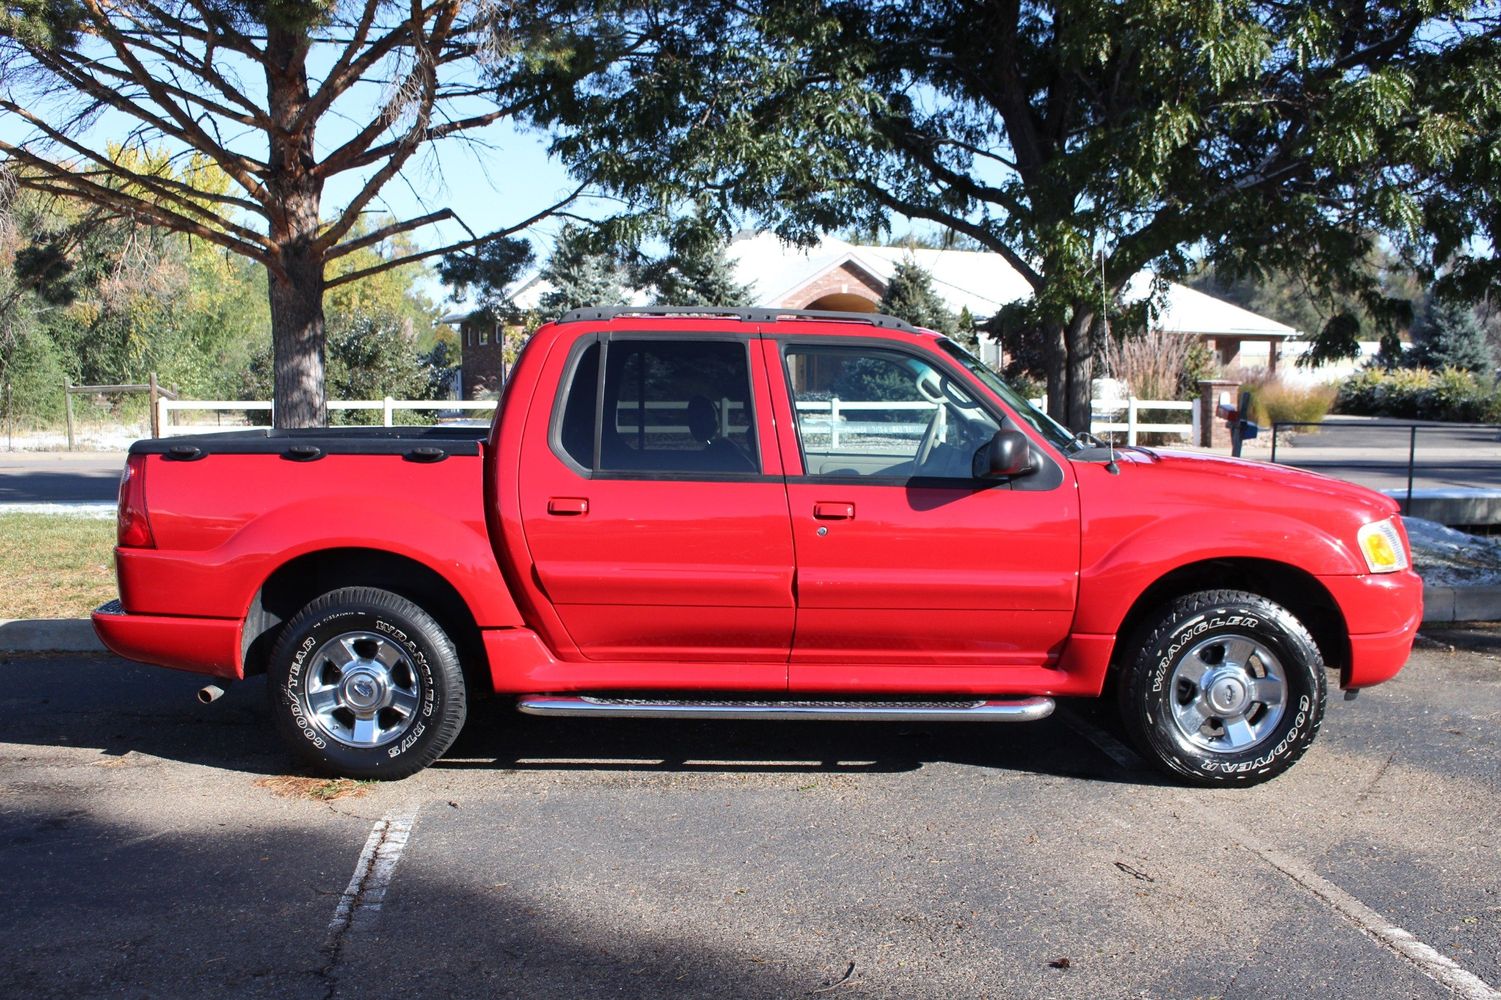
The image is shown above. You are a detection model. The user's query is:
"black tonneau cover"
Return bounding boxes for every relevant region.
[128,425,485,461]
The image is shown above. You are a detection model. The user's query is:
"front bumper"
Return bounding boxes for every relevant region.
[1318,571,1423,689]
[92,600,243,680]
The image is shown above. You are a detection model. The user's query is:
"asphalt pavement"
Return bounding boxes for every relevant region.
[1264,417,1501,493]
[0,451,126,503]
[2,639,1497,1000]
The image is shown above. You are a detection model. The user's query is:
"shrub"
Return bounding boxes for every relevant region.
[1102,327,1205,400]
[1335,367,1501,422]
[1240,375,1336,427]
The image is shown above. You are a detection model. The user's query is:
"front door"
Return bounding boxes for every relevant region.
[774,340,1080,692]
[519,332,794,681]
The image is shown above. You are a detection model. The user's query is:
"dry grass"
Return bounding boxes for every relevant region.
[254,776,372,802]
[1102,327,1199,400]
[0,513,117,619]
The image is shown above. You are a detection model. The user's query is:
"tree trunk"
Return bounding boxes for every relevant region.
[1062,307,1094,432]
[265,23,326,429]
[268,241,327,428]
[1042,307,1095,432]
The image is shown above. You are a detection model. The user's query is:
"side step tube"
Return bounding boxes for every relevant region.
[515,695,1055,723]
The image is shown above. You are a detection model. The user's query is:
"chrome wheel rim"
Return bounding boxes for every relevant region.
[1168,634,1287,753]
[300,631,422,749]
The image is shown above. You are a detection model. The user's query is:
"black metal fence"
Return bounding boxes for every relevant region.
[1270,420,1501,514]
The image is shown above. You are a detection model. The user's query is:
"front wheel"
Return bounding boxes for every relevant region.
[1118,590,1326,786]
[268,587,467,779]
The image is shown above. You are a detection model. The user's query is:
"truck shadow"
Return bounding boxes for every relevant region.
[0,653,1169,785]
[436,699,1171,786]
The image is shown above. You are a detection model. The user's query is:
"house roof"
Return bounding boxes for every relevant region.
[444,231,1298,340]
[728,231,1298,339]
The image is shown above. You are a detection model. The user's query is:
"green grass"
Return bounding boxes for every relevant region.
[0,514,117,619]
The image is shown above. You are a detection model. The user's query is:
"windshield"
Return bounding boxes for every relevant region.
[936,339,1077,452]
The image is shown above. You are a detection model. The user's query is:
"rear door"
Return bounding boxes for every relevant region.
[519,329,794,679]
[772,337,1080,692]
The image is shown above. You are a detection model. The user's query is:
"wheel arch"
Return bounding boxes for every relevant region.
[243,547,489,698]
[1111,558,1349,677]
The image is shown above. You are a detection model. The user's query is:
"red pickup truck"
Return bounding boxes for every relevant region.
[93,307,1421,785]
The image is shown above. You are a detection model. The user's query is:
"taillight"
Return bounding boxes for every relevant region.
[117,454,155,548]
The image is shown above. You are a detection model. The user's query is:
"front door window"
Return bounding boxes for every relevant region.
[784,346,999,481]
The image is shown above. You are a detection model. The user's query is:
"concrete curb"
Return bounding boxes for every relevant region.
[3,589,1501,654]
[1421,585,1501,625]
[0,619,105,653]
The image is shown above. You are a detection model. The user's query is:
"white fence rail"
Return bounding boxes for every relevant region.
[157,394,1197,445]
[157,397,497,433]
[1091,398,1196,445]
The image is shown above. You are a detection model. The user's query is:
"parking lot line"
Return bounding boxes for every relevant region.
[1062,707,1499,998]
[1057,708,1144,771]
[328,814,416,935]
[1251,843,1501,1000]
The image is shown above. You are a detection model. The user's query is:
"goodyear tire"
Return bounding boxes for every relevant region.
[1119,590,1325,786]
[268,587,467,779]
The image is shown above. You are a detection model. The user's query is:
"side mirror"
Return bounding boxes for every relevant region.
[974,429,1036,479]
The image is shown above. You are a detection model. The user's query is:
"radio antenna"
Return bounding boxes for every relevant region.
[1099,248,1119,474]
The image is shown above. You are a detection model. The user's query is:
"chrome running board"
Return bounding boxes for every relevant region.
[515,695,1055,723]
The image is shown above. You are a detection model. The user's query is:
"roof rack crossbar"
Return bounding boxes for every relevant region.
[556,305,919,333]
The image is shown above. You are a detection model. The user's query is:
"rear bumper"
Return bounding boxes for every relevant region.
[1318,571,1423,689]
[91,600,243,680]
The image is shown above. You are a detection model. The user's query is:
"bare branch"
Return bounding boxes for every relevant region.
[77,0,269,201]
[3,99,266,224]
[330,105,523,174]
[5,145,271,265]
[324,209,453,261]
[299,0,453,133]
[324,183,588,288]
[316,3,461,250]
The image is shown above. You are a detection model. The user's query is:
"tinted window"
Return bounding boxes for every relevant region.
[557,342,600,468]
[555,338,759,475]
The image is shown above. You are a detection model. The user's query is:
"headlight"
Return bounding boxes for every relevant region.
[1357,517,1409,573]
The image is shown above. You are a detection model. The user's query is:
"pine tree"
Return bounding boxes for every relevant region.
[953,306,980,353]
[646,241,753,307]
[878,260,956,337]
[1414,298,1493,373]
[538,226,630,319]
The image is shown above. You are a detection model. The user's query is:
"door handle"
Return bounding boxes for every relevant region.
[547,497,589,516]
[813,501,855,520]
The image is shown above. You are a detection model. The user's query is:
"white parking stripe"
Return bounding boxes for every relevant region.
[1058,709,1143,771]
[1060,707,1498,997]
[328,815,415,935]
[1253,845,1501,1000]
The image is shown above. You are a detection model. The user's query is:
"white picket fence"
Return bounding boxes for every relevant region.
[157,394,1196,444]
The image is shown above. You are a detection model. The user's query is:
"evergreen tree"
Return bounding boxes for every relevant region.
[538,226,630,319]
[437,238,537,324]
[878,260,956,337]
[1414,298,1493,373]
[953,306,980,353]
[643,240,752,307]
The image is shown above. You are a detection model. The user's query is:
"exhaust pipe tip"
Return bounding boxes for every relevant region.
[197,684,226,705]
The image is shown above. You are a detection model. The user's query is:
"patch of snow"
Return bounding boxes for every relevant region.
[1404,516,1501,587]
[0,503,116,519]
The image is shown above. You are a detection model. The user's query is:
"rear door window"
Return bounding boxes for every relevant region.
[555,338,760,476]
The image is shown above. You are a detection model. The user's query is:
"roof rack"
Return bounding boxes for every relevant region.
[555,305,920,333]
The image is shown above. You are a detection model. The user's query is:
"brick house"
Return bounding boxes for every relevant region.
[444,231,1304,395]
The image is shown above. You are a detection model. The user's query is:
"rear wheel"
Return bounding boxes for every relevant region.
[267,587,467,779]
[1118,590,1325,786]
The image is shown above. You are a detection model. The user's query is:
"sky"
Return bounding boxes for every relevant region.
[0,27,644,310]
